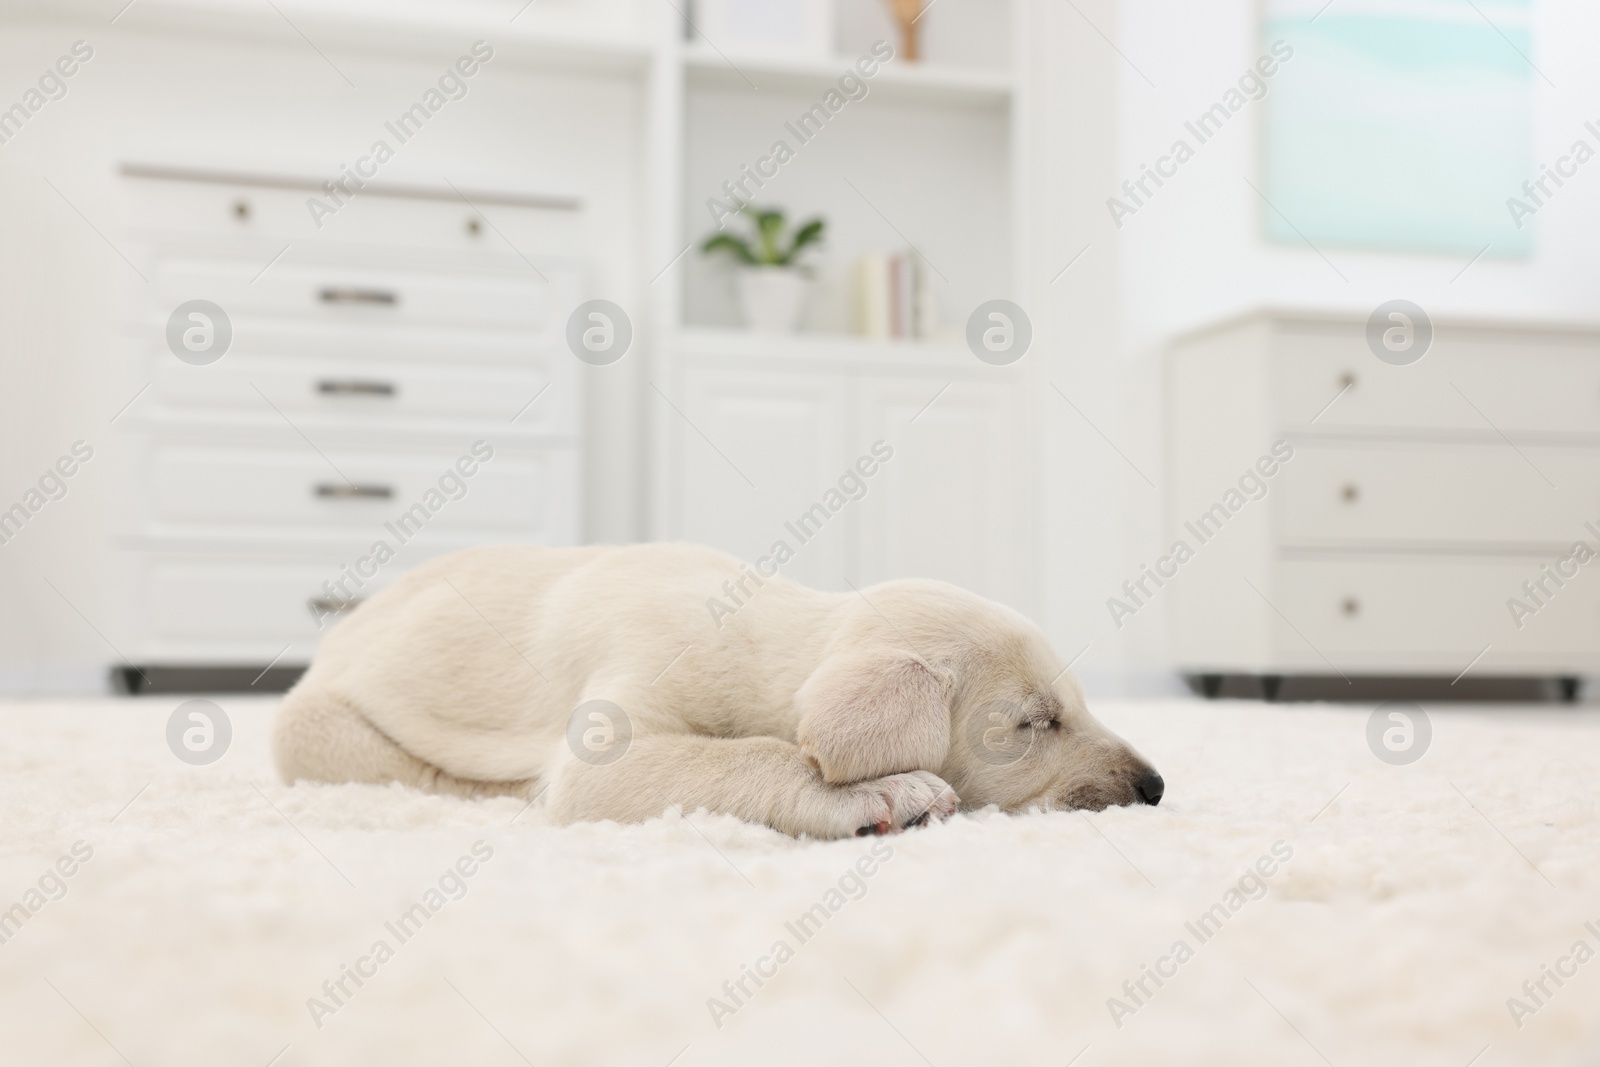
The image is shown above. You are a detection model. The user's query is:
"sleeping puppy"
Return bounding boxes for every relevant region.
[274,543,1163,839]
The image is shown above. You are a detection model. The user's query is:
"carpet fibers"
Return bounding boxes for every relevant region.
[1,696,1596,1066]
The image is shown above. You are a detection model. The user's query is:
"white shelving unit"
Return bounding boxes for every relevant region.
[645,0,1039,613]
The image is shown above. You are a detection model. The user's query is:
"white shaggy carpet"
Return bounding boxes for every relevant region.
[1,696,1597,1067]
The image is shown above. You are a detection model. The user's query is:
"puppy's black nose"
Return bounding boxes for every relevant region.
[1135,770,1164,806]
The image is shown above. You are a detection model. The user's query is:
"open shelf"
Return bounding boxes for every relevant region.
[683,46,1012,107]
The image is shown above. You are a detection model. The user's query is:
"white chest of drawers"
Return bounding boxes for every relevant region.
[109,166,585,687]
[1166,310,1600,695]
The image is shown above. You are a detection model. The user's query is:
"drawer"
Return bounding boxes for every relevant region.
[1277,442,1600,546]
[1272,323,1600,437]
[122,552,413,661]
[1272,556,1600,669]
[149,251,566,333]
[144,351,576,436]
[122,174,585,259]
[133,440,578,544]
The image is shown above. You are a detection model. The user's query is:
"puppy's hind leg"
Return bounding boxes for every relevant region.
[273,687,533,800]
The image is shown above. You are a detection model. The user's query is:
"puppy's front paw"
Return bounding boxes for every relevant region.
[848,770,959,836]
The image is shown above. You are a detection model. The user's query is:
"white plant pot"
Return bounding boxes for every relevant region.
[736,268,807,333]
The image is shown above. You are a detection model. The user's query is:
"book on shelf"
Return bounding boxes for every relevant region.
[855,250,939,341]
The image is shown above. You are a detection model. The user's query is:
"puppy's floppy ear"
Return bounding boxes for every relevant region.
[794,648,952,784]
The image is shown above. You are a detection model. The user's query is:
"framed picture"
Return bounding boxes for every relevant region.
[1263,0,1535,257]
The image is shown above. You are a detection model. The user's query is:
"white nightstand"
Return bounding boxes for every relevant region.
[1166,309,1600,699]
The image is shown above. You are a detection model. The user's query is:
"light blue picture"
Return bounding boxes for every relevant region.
[1264,0,1535,257]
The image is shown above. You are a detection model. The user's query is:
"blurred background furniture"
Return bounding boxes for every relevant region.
[109,167,581,690]
[0,0,1065,694]
[1168,310,1600,699]
[661,2,1034,612]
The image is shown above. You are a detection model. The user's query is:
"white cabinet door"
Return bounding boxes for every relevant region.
[673,365,857,591]
[856,374,1033,612]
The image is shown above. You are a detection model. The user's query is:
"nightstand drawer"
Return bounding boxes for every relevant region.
[123,552,412,661]
[135,440,576,544]
[1272,325,1600,437]
[1277,443,1600,546]
[1273,556,1600,666]
[122,172,584,257]
[151,252,566,333]
[145,353,574,436]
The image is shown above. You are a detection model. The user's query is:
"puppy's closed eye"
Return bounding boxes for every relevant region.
[1021,692,1064,731]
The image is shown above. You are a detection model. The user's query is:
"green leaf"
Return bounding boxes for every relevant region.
[754,210,785,264]
[702,207,825,267]
[787,218,824,254]
[701,232,757,265]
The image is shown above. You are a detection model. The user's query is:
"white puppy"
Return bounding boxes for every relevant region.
[274,543,1163,839]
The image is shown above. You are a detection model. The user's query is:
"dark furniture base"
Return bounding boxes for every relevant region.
[112,664,307,695]
[1185,673,1582,703]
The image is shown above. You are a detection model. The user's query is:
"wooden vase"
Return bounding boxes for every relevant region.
[884,0,925,62]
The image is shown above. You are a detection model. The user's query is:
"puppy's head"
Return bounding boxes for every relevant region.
[860,582,1163,813]
[943,663,1163,813]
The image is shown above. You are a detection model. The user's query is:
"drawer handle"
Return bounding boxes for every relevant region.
[317,379,396,397]
[1341,597,1360,617]
[308,596,364,617]
[315,483,393,500]
[319,287,398,306]
[1340,483,1360,503]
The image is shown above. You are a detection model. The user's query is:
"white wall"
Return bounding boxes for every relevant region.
[1062,0,1600,689]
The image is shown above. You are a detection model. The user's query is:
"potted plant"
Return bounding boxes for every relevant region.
[701,207,825,333]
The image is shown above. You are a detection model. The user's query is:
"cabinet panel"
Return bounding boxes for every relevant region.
[856,375,1031,610]
[675,365,856,591]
